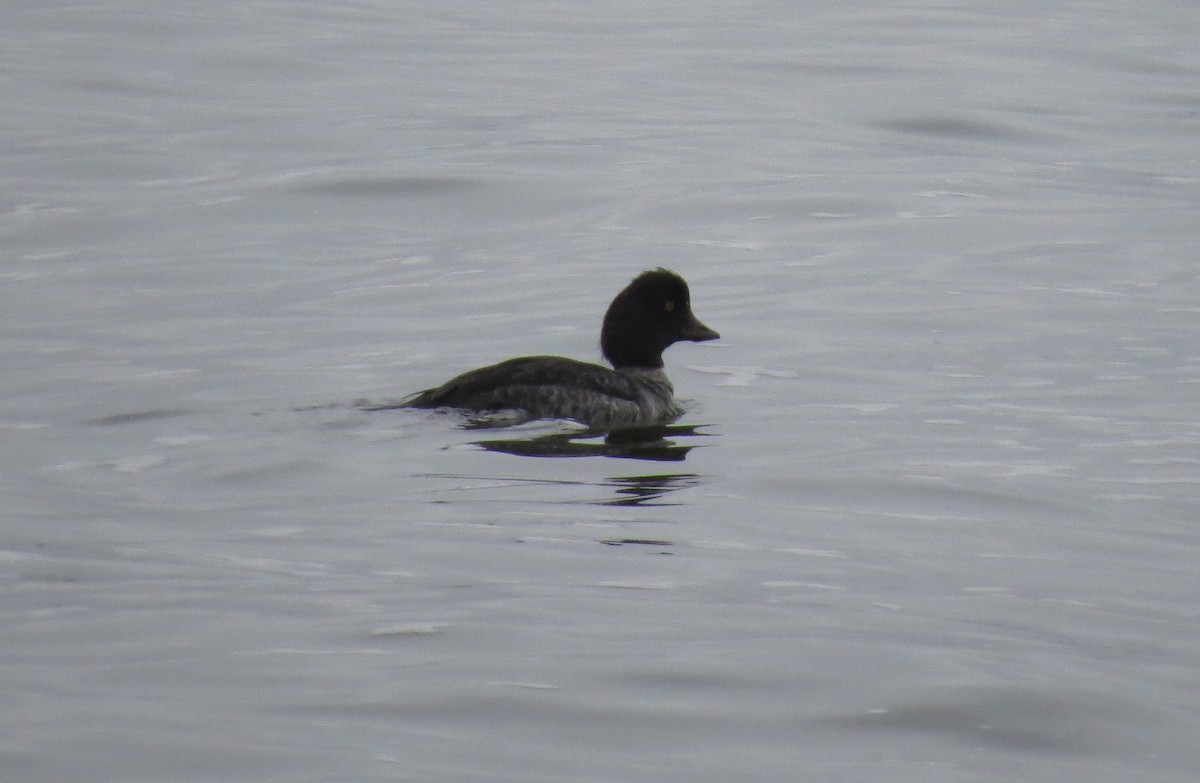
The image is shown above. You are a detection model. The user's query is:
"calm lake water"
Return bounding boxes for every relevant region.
[3,1,1199,781]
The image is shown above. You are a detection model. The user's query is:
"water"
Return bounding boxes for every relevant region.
[3,1,1198,781]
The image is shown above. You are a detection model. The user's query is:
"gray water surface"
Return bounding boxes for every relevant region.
[3,2,1199,781]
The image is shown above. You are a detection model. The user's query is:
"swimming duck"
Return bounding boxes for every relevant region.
[401,268,719,428]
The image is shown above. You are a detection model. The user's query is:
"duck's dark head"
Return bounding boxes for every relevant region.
[600,268,720,369]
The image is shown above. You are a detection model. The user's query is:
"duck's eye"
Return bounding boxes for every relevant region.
[664,300,675,313]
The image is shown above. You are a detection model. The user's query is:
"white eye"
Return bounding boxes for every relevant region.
[664,300,675,312]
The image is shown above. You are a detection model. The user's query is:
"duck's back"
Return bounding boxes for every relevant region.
[404,356,680,427]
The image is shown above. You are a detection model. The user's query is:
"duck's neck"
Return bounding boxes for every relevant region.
[603,347,664,370]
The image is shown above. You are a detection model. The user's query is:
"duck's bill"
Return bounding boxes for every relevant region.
[681,315,720,342]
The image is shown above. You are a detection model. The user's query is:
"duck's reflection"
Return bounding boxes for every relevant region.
[473,423,711,462]
[408,425,718,506]
[599,472,705,506]
[415,469,703,507]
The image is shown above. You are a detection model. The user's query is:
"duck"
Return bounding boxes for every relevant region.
[400,268,719,428]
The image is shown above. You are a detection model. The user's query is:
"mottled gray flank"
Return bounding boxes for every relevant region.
[517,367,683,428]
[416,364,685,428]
